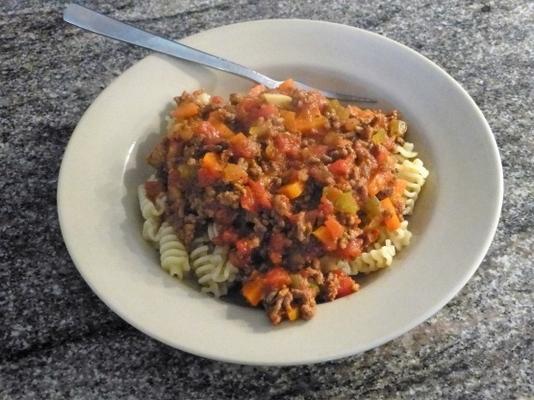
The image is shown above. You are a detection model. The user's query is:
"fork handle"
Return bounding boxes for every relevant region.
[63,4,278,87]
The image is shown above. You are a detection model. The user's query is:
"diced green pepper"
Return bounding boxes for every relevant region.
[364,196,381,218]
[327,99,350,121]
[334,191,359,214]
[371,128,387,144]
[389,119,407,137]
[178,164,194,180]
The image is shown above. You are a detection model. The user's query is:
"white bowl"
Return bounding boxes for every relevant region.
[58,19,502,366]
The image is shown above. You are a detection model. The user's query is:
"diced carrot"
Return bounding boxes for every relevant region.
[277,79,295,92]
[294,115,327,133]
[286,306,299,321]
[280,110,297,132]
[241,278,264,306]
[223,163,248,183]
[312,226,337,251]
[380,197,401,231]
[278,181,304,199]
[201,152,223,172]
[324,216,344,240]
[173,102,199,119]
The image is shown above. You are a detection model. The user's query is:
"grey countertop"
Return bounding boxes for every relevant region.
[1,0,533,398]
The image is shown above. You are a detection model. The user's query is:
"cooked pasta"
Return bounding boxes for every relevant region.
[157,222,190,279]
[189,234,238,297]
[396,158,429,215]
[378,220,412,252]
[137,183,166,243]
[395,141,418,159]
[350,240,397,274]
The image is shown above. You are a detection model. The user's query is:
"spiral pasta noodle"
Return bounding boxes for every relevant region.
[157,222,190,279]
[349,240,396,274]
[379,220,412,252]
[137,183,166,243]
[189,234,238,297]
[396,158,429,215]
[395,142,418,159]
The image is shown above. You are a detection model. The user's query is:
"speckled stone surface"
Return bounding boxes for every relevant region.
[1,0,533,398]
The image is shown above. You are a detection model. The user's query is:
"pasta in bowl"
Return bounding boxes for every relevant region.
[58,19,501,364]
[138,80,428,325]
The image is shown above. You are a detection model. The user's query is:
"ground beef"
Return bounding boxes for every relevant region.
[322,271,342,302]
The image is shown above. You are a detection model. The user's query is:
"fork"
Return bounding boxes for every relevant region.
[63,4,375,103]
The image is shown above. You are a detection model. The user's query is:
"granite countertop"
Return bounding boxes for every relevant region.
[1,0,532,398]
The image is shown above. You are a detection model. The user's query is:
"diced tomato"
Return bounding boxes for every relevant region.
[240,186,256,211]
[318,198,335,216]
[236,239,252,256]
[198,167,220,186]
[335,238,363,260]
[144,180,163,202]
[213,228,240,246]
[168,168,181,187]
[236,98,278,126]
[248,180,272,209]
[371,144,389,165]
[364,227,381,245]
[268,232,289,264]
[210,95,224,106]
[310,144,328,157]
[213,206,237,225]
[263,267,291,291]
[234,237,259,266]
[328,158,352,176]
[274,133,300,158]
[229,133,259,159]
[334,271,358,298]
[193,121,222,145]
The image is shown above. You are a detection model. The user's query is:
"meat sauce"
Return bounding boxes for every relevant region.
[147,79,408,324]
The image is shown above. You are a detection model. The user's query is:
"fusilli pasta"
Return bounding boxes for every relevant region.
[396,158,429,215]
[189,234,238,297]
[157,222,190,279]
[395,142,418,159]
[137,183,166,243]
[378,220,412,252]
[349,240,396,274]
